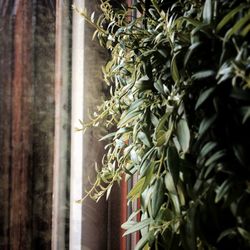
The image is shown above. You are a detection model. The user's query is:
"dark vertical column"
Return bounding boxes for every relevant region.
[0,2,14,249]
[10,1,33,249]
[32,1,56,249]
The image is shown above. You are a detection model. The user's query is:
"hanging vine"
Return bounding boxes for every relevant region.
[74,0,250,249]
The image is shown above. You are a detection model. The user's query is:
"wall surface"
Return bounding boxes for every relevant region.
[0,1,56,249]
[0,1,123,249]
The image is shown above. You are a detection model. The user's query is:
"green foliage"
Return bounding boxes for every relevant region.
[74,0,250,249]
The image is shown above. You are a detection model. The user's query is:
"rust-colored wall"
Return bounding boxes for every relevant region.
[0,1,56,249]
[10,1,33,249]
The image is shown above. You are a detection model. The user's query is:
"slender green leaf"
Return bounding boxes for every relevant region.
[205,150,225,166]
[200,142,217,157]
[154,80,164,94]
[216,4,248,32]
[233,144,247,167]
[171,54,180,84]
[192,70,215,81]
[203,0,212,24]
[150,113,159,127]
[215,179,232,203]
[128,177,146,200]
[121,210,141,230]
[238,227,250,241]
[177,119,190,153]
[156,130,172,147]
[121,220,137,230]
[123,218,152,236]
[152,178,165,218]
[99,131,116,141]
[140,148,156,169]
[118,110,140,127]
[130,149,140,164]
[198,115,216,138]
[106,185,112,200]
[135,232,150,250]
[140,159,150,178]
[128,99,144,112]
[195,87,215,110]
[156,112,170,133]
[204,163,216,178]
[138,131,151,147]
[158,49,168,58]
[177,184,186,206]
[184,42,201,68]
[240,23,250,36]
[164,173,176,195]
[142,162,155,191]
[217,228,237,242]
[170,193,180,214]
[90,11,95,22]
[226,11,250,40]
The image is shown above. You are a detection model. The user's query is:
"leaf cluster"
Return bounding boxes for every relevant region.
[75,0,250,249]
